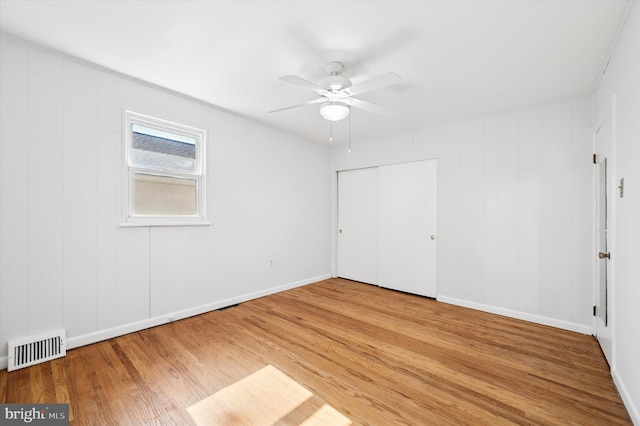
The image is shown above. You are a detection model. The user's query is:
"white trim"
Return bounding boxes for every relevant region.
[437,295,594,335]
[593,93,617,366]
[591,92,598,339]
[612,367,640,426]
[0,273,330,371]
[119,221,211,227]
[67,273,330,349]
[610,93,618,366]
[121,109,208,226]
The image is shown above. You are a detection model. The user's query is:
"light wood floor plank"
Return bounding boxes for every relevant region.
[0,278,631,425]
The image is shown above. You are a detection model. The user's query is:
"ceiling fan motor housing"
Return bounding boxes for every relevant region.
[318,75,352,92]
[319,61,352,92]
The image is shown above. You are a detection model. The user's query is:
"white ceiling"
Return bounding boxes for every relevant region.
[0,0,631,144]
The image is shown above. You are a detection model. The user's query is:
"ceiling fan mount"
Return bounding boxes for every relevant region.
[318,62,352,92]
[325,61,345,75]
[268,61,401,122]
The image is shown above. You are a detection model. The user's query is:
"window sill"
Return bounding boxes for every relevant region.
[119,220,212,227]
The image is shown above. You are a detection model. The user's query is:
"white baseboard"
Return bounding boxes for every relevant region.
[436,295,594,335]
[612,367,640,425]
[67,273,331,351]
[0,274,331,371]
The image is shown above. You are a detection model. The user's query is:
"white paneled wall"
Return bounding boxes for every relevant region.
[570,103,594,326]
[331,96,593,333]
[495,112,519,311]
[482,116,499,308]
[0,37,30,345]
[437,123,461,300]
[518,108,541,315]
[0,37,331,366]
[539,103,573,321]
[28,48,66,335]
[63,59,99,338]
[458,119,484,303]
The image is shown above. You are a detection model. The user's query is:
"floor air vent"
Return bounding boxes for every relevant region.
[8,329,66,371]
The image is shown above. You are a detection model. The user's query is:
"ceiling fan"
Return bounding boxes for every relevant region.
[268,62,401,121]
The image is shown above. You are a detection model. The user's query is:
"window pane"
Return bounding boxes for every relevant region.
[131,124,196,172]
[133,173,197,215]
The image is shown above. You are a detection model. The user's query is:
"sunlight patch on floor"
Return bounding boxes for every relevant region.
[187,365,351,425]
[300,404,352,426]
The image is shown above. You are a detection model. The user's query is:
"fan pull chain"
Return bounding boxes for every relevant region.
[348,106,352,154]
[329,120,333,142]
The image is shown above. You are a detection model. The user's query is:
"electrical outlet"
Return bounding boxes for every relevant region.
[268,259,274,268]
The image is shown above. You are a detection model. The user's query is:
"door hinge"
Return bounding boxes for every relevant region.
[593,153,597,164]
[593,305,597,316]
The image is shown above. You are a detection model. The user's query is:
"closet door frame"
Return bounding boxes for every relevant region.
[335,159,438,297]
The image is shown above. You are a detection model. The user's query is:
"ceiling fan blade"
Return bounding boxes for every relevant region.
[349,98,396,116]
[345,72,402,96]
[268,97,326,114]
[279,75,325,93]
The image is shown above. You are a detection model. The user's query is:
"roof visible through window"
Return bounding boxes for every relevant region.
[132,132,196,158]
[131,132,196,172]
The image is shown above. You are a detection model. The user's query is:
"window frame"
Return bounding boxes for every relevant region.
[121,110,209,226]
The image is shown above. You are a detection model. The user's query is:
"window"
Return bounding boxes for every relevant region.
[122,110,208,226]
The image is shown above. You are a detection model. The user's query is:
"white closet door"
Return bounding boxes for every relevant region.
[337,167,378,285]
[378,160,438,297]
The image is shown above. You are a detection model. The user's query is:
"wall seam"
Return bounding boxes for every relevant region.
[26,46,32,335]
[570,100,576,323]
[62,58,66,331]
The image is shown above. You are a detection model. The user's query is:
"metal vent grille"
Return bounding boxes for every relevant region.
[8,330,66,371]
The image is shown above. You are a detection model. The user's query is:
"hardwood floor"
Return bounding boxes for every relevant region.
[0,278,631,425]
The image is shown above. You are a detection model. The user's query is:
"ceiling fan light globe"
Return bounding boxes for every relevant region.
[320,102,350,121]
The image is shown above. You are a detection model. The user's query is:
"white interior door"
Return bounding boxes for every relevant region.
[337,168,378,285]
[595,107,613,366]
[378,160,438,297]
